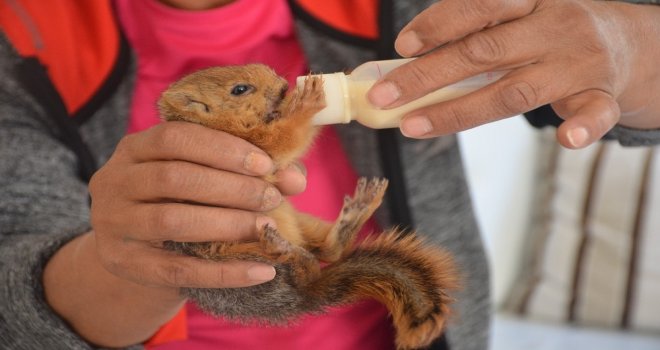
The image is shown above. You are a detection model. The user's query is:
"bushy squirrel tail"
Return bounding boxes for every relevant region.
[306,230,460,350]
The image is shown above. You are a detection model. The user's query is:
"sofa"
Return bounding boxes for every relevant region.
[458,117,660,350]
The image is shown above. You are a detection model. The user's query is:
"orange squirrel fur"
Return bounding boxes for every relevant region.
[158,64,459,349]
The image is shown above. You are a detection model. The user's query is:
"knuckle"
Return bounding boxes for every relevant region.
[563,3,613,61]
[89,175,122,229]
[216,265,227,286]
[498,80,540,114]
[88,170,104,196]
[156,162,186,188]
[235,177,268,208]
[461,0,505,22]
[89,207,112,232]
[151,123,188,152]
[593,93,620,131]
[89,166,119,197]
[97,248,129,278]
[458,32,505,67]
[115,134,137,155]
[581,32,610,59]
[401,63,442,93]
[159,262,189,287]
[148,205,182,236]
[565,1,598,27]
[222,210,247,231]
[416,5,446,42]
[443,105,474,132]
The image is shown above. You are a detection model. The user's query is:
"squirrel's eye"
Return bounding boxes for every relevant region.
[231,84,253,96]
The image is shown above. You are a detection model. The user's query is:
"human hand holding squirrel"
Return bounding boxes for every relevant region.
[44,109,306,347]
[88,122,304,289]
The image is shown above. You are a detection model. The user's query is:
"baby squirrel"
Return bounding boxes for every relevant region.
[158,64,459,350]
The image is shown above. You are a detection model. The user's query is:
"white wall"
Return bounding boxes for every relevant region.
[457,116,540,307]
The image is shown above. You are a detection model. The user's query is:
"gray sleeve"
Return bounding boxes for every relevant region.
[605,125,660,146]
[622,0,660,3]
[0,48,110,349]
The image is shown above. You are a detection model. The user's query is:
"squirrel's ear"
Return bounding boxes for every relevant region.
[162,91,210,114]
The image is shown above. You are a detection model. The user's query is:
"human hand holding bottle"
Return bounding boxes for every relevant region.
[367,0,660,149]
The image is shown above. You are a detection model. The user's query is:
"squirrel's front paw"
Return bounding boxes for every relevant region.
[303,75,326,110]
[288,75,326,117]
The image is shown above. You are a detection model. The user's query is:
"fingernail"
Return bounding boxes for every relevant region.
[290,162,307,177]
[247,264,276,282]
[256,215,277,230]
[396,30,423,57]
[244,152,273,175]
[401,116,433,137]
[288,163,307,189]
[261,186,281,210]
[567,127,589,148]
[368,81,401,108]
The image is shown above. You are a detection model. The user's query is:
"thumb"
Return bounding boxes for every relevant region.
[551,90,620,149]
[273,162,307,196]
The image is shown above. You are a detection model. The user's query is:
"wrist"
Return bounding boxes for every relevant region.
[608,2,660,129]
[43,232,186,347]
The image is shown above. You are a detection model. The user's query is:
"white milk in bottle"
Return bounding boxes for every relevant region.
[296,58,506,128]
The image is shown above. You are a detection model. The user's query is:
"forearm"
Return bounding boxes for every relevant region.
[43,232,185,348]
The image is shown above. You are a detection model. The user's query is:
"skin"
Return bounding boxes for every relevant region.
[42,0,307,347]
[367,0,660,149]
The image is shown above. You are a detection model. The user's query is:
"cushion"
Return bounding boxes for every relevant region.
[504,129,660,332]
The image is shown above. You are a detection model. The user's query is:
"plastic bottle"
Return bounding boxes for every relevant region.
[296,58,507,129]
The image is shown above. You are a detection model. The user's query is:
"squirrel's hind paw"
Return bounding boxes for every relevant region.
[321,177,389,262]
[259,225,321,285]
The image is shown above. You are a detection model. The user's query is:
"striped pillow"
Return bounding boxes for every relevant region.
[505,130,660,331]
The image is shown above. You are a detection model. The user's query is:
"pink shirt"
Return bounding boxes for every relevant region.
[115,0,394,349]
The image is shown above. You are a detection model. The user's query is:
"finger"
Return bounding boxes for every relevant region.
[553,90,620,149]
[117,122,274,176]
[273,163,307,196]
[101,243,276,289]
[395,0,536,57]
[104,203,276,243]
[128,161,282,211]
[371,14,544,109]
[399,65,561,138]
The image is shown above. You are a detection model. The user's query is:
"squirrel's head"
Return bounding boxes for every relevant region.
[158,64,289,140]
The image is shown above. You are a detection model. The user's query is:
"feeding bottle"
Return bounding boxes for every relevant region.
[296,58,507,129]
